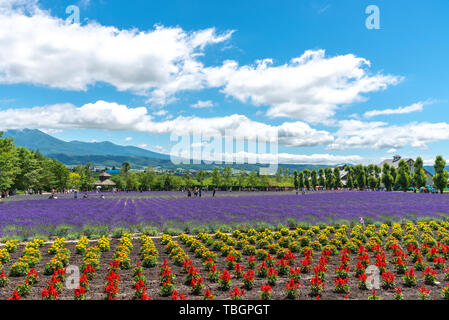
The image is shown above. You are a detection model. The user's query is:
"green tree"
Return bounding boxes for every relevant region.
[211,167,221,188]
[51,160,70,191]
[75,163,95,191]
[139,167,156,191]
[324,168,333,189]
[184,170,192,188]
[0,133,19,192]
[354,165,366,189]
[366,164,378,190]
[297,171,304,189]
[293,170,298,190]
[302,169,310,190]
[396,160,411,192]
[333,167,342,189]
[374,165,381,189]
[125,172,140,191]
[382,163,394,191]
[247,170,258,189]
[318,168,325,187]
[275,168,283,182]
[196,169,206,188]
[222,166,233,189]
[237,170,247,189]
[311,169,318,189]
[412,157,427,189]
[121,162,131,175]
[163,174,172,191]
[433,155,449,194]
[12,147,39,192]
[259,175,269,190]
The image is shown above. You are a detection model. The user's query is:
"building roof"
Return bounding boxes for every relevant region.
[93,179,116,186]
[98,172,112,177]
[379,155,414,169]
[379,155,433,177]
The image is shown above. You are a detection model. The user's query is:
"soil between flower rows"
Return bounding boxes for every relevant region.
[0,236,446,300]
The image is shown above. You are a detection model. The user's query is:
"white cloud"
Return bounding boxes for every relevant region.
[191,100,214,108]
[363,101,430,118]
[125,137,133,142]
[0,0,232,104]
[205,50,401,123]
[138,144,148,149]
[39,128,62,134]
[153,109,168,116]
[0,1,401,123]
[0,100,334,147]
[329,120,449,150]
[176,148,362,165]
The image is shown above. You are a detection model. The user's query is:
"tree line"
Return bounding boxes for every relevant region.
[290,157,448,194]
[1,132,448,193]
[0,132,70,194]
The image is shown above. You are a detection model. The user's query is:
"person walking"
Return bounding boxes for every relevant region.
[212,187,216,197]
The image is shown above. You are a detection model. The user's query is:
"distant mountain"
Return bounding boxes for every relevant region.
[4,129,169,159]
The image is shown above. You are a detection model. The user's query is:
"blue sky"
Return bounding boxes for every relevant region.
[0,0,448,165]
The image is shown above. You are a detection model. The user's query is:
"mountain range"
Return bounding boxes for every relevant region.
[4,129,169,159]
[2,129,331,171]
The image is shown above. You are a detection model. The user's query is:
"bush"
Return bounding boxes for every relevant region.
[191,225,211,234]
[214,225,233,233]
[286,218,298,229]
[297,222,311,230]
[276,223,288,231]
[55,225,73,237]
[163,228,184,236]
[140,226,160,236]
[112,227,130,238]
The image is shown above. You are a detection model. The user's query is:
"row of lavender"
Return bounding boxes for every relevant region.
[2,190,278,202]
[1,192,449,237]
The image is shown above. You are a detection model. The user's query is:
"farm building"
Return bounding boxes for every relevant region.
[379,155,433,187]
[337,156,433,188]
[93,172,116,190]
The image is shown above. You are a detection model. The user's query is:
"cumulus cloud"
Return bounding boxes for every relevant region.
[0,1,402,124]
[152,109,168,117]
[0,0,232,104]
[191,100,214,108]
[363,101,430,118]
[329,120,449,150]
[0,100,334,147]
[205,50,401,123]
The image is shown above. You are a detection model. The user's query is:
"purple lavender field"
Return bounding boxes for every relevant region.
[1,192,449,237]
